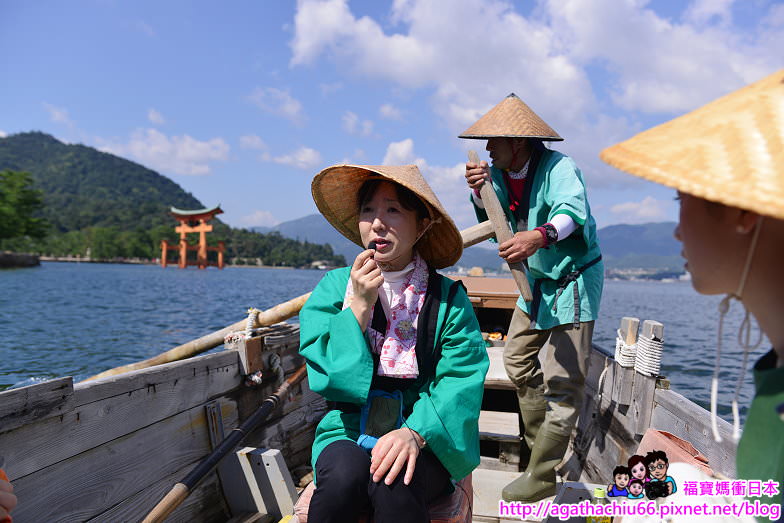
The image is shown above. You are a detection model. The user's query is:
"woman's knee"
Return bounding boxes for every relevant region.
[314,440,370,494]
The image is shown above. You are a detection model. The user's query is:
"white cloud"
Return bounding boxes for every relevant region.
[382,138,476,228]
[272,146,322,170]
[320,82,343,95]
[342,111,373,136]
[135,20,156,37]
[147,108,165,125]
[379,103,403,120]
[609,196,674,223]
[43,102,75,127]
[383,138,421,166]
[248,87,305,125]
[0,130,7,138]
[240,210,280,227]
[239,134,268,150]
[290,0,782,188]
[99,128,229,176]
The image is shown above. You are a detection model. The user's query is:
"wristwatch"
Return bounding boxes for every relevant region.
[541,223,558,246]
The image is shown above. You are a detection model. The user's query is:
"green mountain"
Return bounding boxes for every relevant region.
[0,131,202,232]
[0,132,343,266]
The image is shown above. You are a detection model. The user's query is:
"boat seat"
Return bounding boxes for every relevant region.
[292,473,472,523]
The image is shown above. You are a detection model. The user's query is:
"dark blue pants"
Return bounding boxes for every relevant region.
[308,439,451,523]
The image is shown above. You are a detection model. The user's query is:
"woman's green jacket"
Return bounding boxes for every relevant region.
[299,266,489,483]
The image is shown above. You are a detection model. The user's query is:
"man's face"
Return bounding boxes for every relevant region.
[649,459,667,480]
[486,137,518,170]
[615,473,630,489]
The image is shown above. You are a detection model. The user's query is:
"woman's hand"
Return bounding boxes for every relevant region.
[349,249,383,330]
[465,161,490,191]
[0,478,16,522]
[370,428,424,486]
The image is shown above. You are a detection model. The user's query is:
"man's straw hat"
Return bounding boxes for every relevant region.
[311,164,463,268]
[601,69,784,221]
[459,93,562,141]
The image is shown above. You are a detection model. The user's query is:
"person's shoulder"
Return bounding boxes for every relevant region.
[314,266,351,290]
[541,148,578,171]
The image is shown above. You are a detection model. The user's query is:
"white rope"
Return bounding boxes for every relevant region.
[246,307,260,338]
[634,333,663,377]
[709,217,764,443]
[614,329,637,368]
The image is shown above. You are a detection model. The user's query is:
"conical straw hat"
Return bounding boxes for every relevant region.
[459,93,562,141]
[601,69,784,220]
[311,164,463,268]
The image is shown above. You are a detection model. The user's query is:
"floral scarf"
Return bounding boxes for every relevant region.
[343,252,429,378]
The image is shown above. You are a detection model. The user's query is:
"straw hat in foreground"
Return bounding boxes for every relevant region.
[601,69,784,221]
[459,93,562,141]
[311,164,463,269]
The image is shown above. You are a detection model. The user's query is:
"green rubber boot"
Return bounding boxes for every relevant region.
[517,386,547,450]
[501,426,570,502]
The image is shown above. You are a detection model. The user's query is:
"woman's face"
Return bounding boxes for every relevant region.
[674,192,746,295]
[358,181,427,270]
[630,462,647,480]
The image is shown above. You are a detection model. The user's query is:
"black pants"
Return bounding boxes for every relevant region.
[308,439,451,523]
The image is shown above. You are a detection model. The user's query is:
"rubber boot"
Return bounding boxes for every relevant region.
[517,386,547,450]
[501,425,570,502]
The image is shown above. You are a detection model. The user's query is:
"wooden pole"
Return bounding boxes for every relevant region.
[83,292,311,382]
[141,365,308,523]
[468,150,533,301]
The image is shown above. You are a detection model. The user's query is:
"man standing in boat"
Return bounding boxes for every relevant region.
[461,94,603,503]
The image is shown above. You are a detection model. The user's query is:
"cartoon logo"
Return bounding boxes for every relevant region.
[606,450,676,500]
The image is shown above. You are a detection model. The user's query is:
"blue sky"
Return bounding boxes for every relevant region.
[1,0,781,232]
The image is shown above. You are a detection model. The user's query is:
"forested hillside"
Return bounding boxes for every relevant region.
[0,132,344,267]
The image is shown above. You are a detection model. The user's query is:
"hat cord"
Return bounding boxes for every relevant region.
[710,216,764,443]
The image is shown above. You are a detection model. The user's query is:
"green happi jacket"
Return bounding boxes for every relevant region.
[472,148,603,330]
[736,349,784,520]
[299,266,489,484]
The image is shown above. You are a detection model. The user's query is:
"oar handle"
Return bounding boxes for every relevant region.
[468,150,533,301]
[141,364,309,523]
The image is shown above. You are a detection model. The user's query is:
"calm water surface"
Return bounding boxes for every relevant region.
[0,262,767,423]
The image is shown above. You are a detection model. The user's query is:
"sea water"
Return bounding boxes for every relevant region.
[0,262,766,422]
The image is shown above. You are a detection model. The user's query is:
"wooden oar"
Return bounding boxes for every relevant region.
[141,365,308,523]
[467,150,533,301]
[83,293,311,382]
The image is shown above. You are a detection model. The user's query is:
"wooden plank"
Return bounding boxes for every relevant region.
[611,317,638,407]
[86,463,230,522]
[0,351,242,480]
[9,399,239,522]
[630,320,663,435]
[479,411,519,442]
[473,468,558,522]
[75,350,240,405]
[0,377,74,434]
[485,346,515,390]
[651,388,736,479]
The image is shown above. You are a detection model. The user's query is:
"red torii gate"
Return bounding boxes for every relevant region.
[161,205,225,269]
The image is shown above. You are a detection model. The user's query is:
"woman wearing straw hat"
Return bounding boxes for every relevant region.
[601,70,784,520]
[300,164,489,522]
[461,94,604,502]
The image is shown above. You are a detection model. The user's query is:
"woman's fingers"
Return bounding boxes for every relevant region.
[384,449,410,485]
[403,450,418,485]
